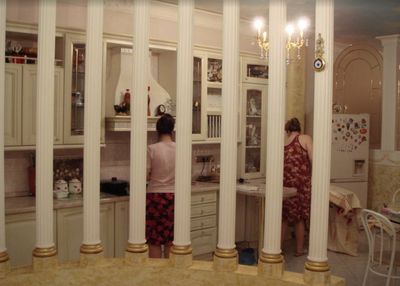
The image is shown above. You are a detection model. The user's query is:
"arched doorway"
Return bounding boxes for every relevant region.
[334,45,383,149]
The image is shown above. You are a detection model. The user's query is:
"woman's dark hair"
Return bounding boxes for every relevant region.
[156,114,175,136]
[285,117,301,133]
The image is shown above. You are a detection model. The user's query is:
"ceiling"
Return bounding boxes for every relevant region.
[161,0,400,43]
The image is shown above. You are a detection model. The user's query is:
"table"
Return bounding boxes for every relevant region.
[237,179,362,256]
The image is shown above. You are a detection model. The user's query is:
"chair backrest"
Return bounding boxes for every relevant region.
[361,209,397,267]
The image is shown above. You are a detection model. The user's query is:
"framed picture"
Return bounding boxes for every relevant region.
[247,64,268,79]
[207,58,222,82]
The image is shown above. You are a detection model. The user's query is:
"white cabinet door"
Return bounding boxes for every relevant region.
[5,211,56,267]
[22,65,64,145]
[114,201,129,258]
[240,83,268,179]
[57,203,115,262]
[4,63,22,146]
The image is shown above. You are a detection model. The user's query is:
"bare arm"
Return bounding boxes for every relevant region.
[305,135,313,163]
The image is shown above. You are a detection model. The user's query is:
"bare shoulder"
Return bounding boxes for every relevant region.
[298,134,313,147]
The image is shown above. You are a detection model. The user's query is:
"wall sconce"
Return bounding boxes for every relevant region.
[254,17,309,62]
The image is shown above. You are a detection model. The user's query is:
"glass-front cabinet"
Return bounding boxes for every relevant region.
[240,79,267,179]
[192,55,206,140]
[64,34,86,144]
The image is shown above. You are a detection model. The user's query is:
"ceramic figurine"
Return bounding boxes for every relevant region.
[68,178,82,194]
[54,179,68,192]
[248,97,258,115]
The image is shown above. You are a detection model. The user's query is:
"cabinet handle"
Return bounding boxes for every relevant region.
[201,210,204,215]
[201,222,204,227]
[201,197,205,202]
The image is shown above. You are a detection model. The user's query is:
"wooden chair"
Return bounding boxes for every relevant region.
[361,209,400,286]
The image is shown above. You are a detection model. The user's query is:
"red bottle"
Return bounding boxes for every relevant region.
[147,86,151,116]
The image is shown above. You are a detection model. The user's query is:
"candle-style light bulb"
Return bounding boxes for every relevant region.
[253,17,264,37]
[263,31,267,41]
[297,17,309,38]
[285,23,294,41]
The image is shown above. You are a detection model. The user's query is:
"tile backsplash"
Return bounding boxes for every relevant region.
[5,132,221,197]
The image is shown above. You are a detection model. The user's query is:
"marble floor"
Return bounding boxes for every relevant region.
[195,231,398,286]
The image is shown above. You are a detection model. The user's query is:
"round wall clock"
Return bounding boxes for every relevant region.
[156,104,166,116]
[313,57,326,72]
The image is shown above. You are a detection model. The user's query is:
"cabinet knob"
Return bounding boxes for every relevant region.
[201,222,204,227]
[201,210,204,215]
[201,197,204,202]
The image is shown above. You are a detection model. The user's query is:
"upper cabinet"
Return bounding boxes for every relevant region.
[64,34,86,145]
[4,30,105,148]
[22,65,64,145]
[239,57,268,179]
[4,64,22,146]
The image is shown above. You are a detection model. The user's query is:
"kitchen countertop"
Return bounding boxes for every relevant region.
[5,181,220,215]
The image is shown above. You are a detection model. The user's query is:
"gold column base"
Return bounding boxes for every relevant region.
[0,251,9,263]
[305,260,330,272]
[170,245,192,255]
[32,246,57,258]
[214,247,237,259]
[258,252,284,278]
[80,243,103,255]
[126,243,148,254]
[213,248,238,272]
[259,252,284,264]
[170,245,193,268]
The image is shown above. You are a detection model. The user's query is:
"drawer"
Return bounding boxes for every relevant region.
[191,227,217,256]
[191,215,217,231]
[191,202,216,218]
[191,191,217,205]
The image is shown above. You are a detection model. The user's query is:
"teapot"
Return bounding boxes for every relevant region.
[68,178,82,194]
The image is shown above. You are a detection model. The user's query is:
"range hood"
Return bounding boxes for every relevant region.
[106,47,172,131]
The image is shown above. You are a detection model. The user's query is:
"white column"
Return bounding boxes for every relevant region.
[215,0,239,257]
[377,34,400,151]
[80,0,104,255]
[0,0,8,264]
[261,0,286,261]
[33,0,57,258]
[305,0,334,272]
[127,0,149,253]
[172,0,193,253]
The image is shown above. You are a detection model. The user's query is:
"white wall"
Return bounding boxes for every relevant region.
[6,0,259,54]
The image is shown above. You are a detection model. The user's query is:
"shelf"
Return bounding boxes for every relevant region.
[246,115,262,118]
[106,116,160,132]
[207,82,222,88]
[245,145,261,149]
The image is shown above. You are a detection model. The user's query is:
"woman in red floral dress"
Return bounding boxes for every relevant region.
[281,118,313,256]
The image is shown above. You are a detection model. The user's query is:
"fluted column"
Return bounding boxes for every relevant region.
[0,0,9,272]
[258,0,286,277]
[32,0,57,264]
[80,0,104,258]
[170,0,193,265]
[377,35,400,151]
[304,0,334,281]
[213,0,239,271]
[126,0,149,260]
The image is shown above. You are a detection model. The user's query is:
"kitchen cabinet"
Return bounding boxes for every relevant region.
[239,56,268,179]
[64,33,105,145]
[22,65,64,145]
[114,201,129,258]
[4,63,22,146]
[56,203,115,262]
[4,64,64,147]
[5,211,56,267]
[191,190,218,256]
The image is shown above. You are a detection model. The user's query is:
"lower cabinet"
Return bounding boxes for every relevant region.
[5,192,219,268]
[114,201,129,258]
[5,211,56,267]
[57,203,115,262]
[191,191,218,256]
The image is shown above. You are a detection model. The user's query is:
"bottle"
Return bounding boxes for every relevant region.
[147,86,151,116]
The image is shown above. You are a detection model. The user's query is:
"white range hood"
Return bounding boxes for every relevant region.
[106,47,172,131]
